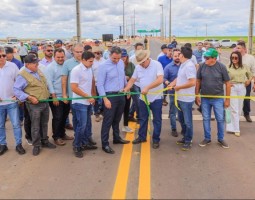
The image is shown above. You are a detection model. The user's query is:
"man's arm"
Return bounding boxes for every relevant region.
[195,79,201,106]
[141,75,163,95]
[123,77,136,92]
[224,81,231,108]
[174,78,196,91]
[71,83,95,104]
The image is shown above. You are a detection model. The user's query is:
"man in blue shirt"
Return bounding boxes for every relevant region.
[164,49,181,137]
[193,42,204,63]
[5,47,23,69]
[46,48,74,146]
[158,44,174,106]
[97,46,130,154]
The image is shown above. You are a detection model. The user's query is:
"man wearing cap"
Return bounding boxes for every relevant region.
[97,46,130,154]
[5,47,23,69]
[0,46,26,156]
[46,48,74,146]
[54,39,63,49]
[14,54,56,156]
[94,40,100,47]
[92,46,105,122]
[157,44,168,60]
[103,42,113,60]
[195,48,231,149]
[39,44,54,67]
[123,50,164,149]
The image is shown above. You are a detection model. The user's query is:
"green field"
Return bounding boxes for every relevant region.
[175,36,254,43]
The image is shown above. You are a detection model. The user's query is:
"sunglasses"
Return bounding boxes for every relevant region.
[94,52,102,55]
[0,54,6,58]
[231,56,239,60]
[204,56,212,60]
[46,50,53,52]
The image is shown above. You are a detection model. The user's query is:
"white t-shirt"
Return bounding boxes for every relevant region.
[242,54,255,76]
[18,46,28,56]
[0,61,19,105]
[132,59,163,103]
[70,63,93,105]
[92,58,105,85]
[176,59,196,102]
[191,55,198,65]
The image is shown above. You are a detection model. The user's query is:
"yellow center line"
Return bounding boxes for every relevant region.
[112,122,136,199]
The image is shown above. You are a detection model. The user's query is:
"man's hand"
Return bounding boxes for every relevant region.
[141,87,149,95]
[245,80,251,87]
[53,99,59,106]
[0,98,2,102]
[104,98,111,109]
[195,97,201,106]
[28,96,39,105]
[63,95,69,104]
[224,99,230,108]
[174,86,180,92]
[88,98,95,105]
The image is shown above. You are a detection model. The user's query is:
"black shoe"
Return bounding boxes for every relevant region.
[102,146,115,154]
[41,142,56,149]
[16,144,26,155]
[88,137,97,145]
[182,142,192,151]
[113,138,130,144]
[171,129,178,137]
[176,138,185,145]
[0,145,8,156]
[128,117,138,122]
[132,137,147,144]
[81,144,98,151]
[73,147,83,158]
[33,146,40,156]
[199,139,211,147]
[244,115,252,122]
[152,142,160,149]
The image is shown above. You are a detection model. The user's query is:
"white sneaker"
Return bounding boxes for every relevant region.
[122,126,134,132]
[235,132,240,137]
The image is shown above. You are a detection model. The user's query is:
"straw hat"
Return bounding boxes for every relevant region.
[134,50,150,65]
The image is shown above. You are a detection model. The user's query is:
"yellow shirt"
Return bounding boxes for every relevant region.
[227,64,252,84]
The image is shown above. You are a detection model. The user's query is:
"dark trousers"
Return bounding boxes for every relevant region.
[20,55,26,64]
[49,101,70,140]
[123,96,131,126]
[243,83,251,116]
[101,94,125,147]
[26,102,49,147]
[24,103,31,140]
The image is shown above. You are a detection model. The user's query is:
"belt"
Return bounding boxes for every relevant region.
[106,91,121,94]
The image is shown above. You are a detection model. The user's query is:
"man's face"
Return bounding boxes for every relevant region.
[236,45,245,54]
[140,58,150,68]
[204,56,217,66]
[178,52,184,63]
[54,51,65,65]
[73,46,84,61]
[44,46,53,58]
[173,51,180,64]
[82,58,94,68]
[110,53,121,64]
[55,43,62,49]
[197,43,203,50]
[93,51,102,60]
[0,51,6,66]
[135,45,144,51]
[6,53,13,61]
[27,62,39,72]
[167,48,173,58]
[162,48,168,55]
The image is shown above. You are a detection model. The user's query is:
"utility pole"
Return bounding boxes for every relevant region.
[134,9,136,38]
[248,0,254,54]
[76,0,81,42]
[159,4,164,39]
[169,0,172,42]
[123,1,125,39]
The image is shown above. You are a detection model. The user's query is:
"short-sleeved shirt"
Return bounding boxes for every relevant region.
[176,59,196,102]
[61,57,80,97]
[158,55,173,69]
[0,61,19,105]
[70,63,93,105]
[132,59,163,103]
[242,54,255,76]
[197,61,230,96]
[227,64,252,84]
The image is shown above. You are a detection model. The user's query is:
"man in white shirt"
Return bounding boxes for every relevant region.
[70,51,97,158]
[236,41,255,122]
[18,41,28,63]
[0,46,26,155]
[124,50,164,149]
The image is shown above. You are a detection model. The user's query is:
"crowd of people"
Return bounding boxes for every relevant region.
[0,38,254,158]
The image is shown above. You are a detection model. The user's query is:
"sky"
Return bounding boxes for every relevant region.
[0,0,252,39]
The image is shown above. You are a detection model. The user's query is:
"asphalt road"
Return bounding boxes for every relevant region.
[1,38,255,199]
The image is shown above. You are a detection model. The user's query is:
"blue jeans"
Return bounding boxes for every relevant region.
[0,103,22,145]
[169,95,177,130]
[129,84,140,119]
[72,103,92,148]
[138,99,162,143]
[201,98,225,141]
[177,100,194,143]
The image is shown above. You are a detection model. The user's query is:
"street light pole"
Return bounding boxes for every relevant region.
[169,0,171,42]
[76,0,81,43]
[248,0,254,54]
[123,1,125,39]
[159,4,164,39]
[134,9,136,38]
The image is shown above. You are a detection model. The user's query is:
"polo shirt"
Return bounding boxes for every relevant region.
[132,59,163,103]
[61,57,80,97]
[0,61,19,105]
[11,57,23,69]
[70,63,93,105]
[176,59,196,102]
[158,55,173,69]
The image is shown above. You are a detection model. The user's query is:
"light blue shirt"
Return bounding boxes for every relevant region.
[46,61,63,98]
[97,58,127,96]
[103,50,110,60]
[39,57,53,67]
[61,57,80,97]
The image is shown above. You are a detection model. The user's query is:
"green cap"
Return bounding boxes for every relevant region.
[203,48,218,58]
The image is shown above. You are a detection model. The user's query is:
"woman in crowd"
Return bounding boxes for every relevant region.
[226,51,252,137]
